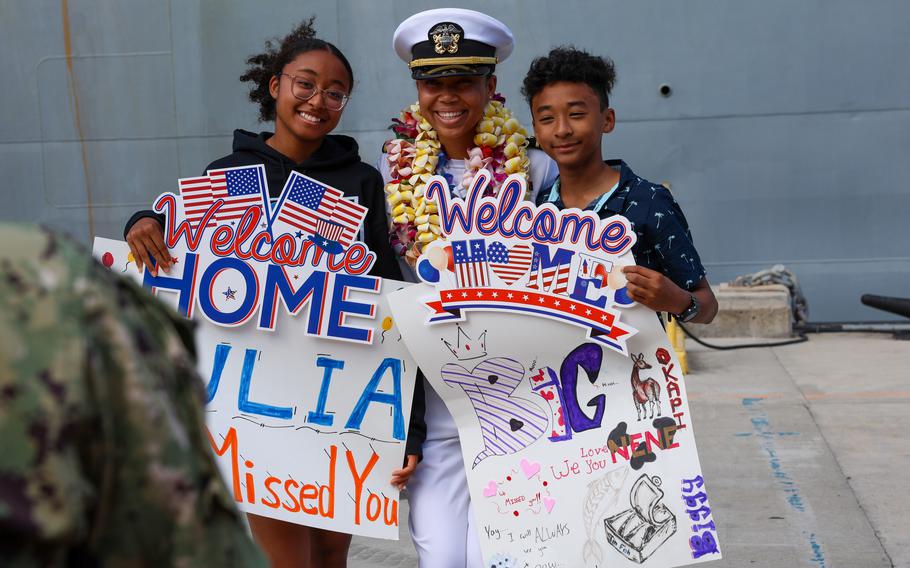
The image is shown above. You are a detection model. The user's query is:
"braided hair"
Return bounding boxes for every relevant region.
[240,17,354,122]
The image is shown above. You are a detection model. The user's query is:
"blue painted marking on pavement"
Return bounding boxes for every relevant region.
[808,533,826,567]
[734,431,801,438]
[742,397,827,568]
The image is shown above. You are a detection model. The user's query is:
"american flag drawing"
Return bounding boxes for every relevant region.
[487,242,533,285]
[331,196,368,248]
[273,172,367,249]
[529,250,571,294]
[274,172,340,235]
[314,218,346,242]
[453,239,489,287]
[208,165,268,225]
[178,175,215,229]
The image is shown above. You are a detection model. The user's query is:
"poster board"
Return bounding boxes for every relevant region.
[387,171,722,565]
[94,166,416,539]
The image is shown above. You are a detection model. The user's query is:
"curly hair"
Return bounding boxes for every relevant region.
[240,17,354,122]
[521,46,616,110]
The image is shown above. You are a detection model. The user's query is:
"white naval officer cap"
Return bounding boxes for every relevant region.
[393,8,515,80]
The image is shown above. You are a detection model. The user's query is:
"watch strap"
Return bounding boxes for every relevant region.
[674,294,699,322]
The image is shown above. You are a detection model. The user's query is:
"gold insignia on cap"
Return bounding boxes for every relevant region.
[430,23,461,55]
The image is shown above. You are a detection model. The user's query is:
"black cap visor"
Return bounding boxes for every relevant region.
[411,63,495,80]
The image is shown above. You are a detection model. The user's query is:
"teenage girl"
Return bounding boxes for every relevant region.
[123,18,421,568]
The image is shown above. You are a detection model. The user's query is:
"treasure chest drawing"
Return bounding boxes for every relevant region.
[604,474,677,563]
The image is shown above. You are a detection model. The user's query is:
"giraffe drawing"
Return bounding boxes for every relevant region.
[630,353,661,420]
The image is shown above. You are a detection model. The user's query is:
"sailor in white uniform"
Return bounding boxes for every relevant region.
[380,8,558,567]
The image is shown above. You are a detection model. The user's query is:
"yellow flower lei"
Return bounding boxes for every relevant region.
[384,97,531,256]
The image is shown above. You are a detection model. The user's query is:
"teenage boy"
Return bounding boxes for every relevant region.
[522,46,717,324]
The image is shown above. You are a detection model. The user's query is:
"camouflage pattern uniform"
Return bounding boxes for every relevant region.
[0,225,266,567]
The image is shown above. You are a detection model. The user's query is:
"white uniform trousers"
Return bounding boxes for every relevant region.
[408,381,483,567]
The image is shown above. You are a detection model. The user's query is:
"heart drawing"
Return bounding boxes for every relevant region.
[544,497,556,513]
[441,357,549,467]
[487,242,533,285]
[520,458,541,479]
[488,462,554,516]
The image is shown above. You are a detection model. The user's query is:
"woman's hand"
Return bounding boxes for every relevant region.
[126,217,172,273]
[390,454,419,490]
[405,247,421,268]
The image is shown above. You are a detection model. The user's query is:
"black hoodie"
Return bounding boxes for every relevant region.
[124,130,427,458]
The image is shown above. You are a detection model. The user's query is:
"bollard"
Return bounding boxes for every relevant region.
[665,315,689,374]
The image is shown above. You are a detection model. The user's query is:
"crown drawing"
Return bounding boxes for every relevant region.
[442,326,488,360]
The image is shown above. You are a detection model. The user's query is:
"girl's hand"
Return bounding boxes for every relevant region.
[390,454,419,490]
[126,217,172,273]
[621,265,691,314]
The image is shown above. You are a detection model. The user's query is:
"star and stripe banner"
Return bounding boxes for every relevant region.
[271,172,367,250]
[487,242,533,286]
[528,251,571,295]
[315,218,346,243]
[331,196,368,247]
[274,172,340,234]
[208,165,270,226]
[423,287,636,355]
[178,175,216,230]
[453,239,489,287]
[175,166,268,231]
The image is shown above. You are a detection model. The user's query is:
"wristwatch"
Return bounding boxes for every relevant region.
[674,294,699,323]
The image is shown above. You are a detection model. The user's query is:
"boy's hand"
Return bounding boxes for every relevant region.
[622,266,691,314]
[390,454,419,491]
[126,217,171,274]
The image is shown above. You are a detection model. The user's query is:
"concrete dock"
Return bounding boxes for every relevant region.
[349,332,910,567]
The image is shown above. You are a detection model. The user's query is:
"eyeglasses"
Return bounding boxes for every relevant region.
[278,74,349,111]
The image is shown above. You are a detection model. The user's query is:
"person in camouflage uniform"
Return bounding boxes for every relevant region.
[0,224,267,567]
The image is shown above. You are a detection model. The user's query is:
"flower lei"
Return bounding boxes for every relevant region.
[384,94,531,257]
